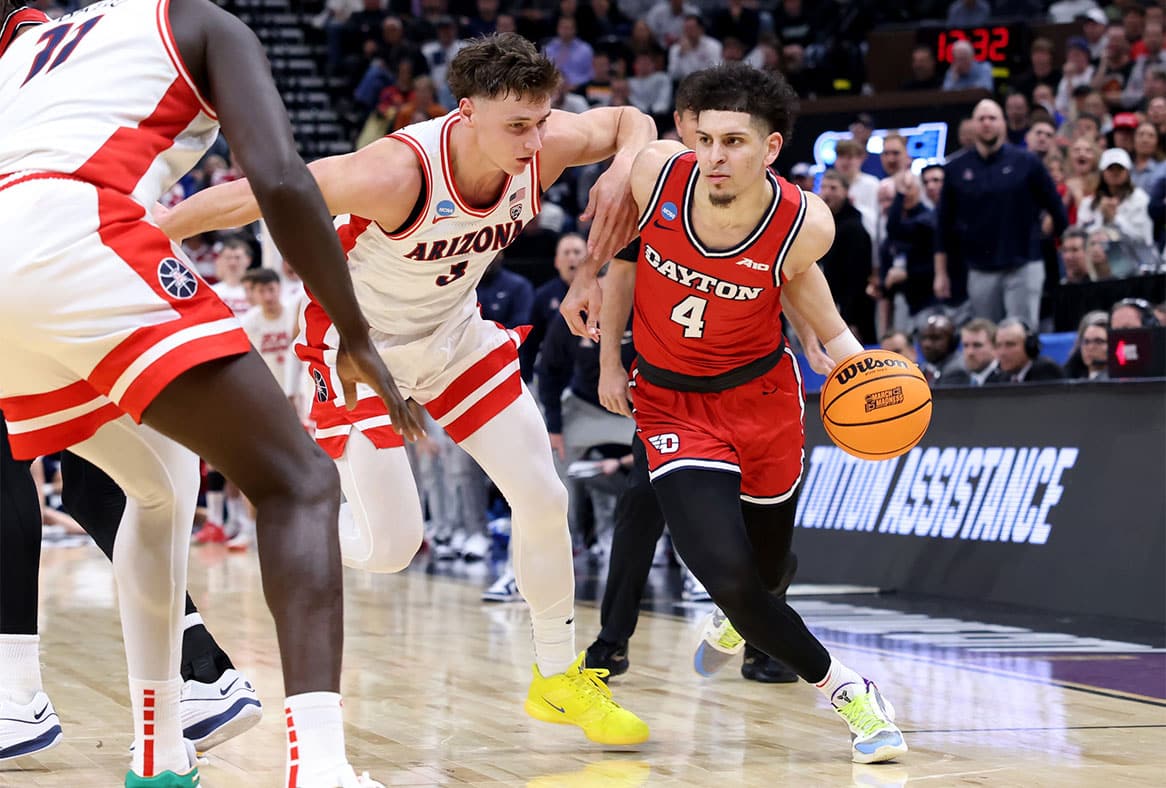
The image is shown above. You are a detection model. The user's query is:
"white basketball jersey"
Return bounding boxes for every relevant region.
[336,112,542,336]
[241,304,300,397]
[0,0,219,208]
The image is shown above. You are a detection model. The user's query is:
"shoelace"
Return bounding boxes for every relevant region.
[573,666,619,706]
[837,696,888,738]
[713,616,744,650]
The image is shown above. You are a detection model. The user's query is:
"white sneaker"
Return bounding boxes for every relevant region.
[692,608,744,677]
[297,764,385,787]
[461,532,490,562]
[0,691,62,762]
[450,529,468,557]
[181,668,263,751]
[681,568,711,602]
[430,529,456,560]
[481,569,521,602]
[832,679,907,764]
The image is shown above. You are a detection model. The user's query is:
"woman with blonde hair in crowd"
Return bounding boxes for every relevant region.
[1065,136,1101,224]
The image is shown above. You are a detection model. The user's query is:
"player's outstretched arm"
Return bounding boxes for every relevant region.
[168,0,425,440]
[779,193,862,367]
[597,254,636,417]
[540,106,657,269]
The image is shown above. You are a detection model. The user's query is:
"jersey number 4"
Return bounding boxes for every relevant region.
[670,295,707,338]
[22,16,103,87]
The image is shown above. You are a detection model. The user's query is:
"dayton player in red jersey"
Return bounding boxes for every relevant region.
[569,64,908,765]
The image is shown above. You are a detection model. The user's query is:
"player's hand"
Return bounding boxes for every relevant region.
[579,166,638,267]
[335,335,426,443]
[933,270,951,300]
[598,364,633,417]
[560,272,603,340]
[548,432,566,460]
[803,341,836,376]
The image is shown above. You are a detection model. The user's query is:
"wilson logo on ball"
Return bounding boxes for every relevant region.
[834,356,911,385]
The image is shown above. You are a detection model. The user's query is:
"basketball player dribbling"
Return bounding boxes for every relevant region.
[162,33,656,745]
[564,64,908,764]
[0,0,425,786]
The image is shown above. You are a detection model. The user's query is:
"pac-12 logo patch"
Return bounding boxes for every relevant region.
[433,199,456,222]
[312,368,330,402]
[157,257,198,299]
[660,201,678,221]
[510,203,522,220]
[647,433,681,454]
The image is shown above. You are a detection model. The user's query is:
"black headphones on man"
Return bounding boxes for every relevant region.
[1111,298,1158,328]
[1015,318,1040,360]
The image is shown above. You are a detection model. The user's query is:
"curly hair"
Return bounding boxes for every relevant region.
[446,33,561,103]
[682,63,799,140]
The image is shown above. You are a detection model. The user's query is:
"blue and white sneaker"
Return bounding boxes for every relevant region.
[180,668,262,751]
[693,608,744,677]
[831,678,908,764]
[0,690,62,762]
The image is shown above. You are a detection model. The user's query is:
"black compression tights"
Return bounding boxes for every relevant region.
[651,469,831,682]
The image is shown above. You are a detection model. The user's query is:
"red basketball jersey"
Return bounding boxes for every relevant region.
[632,151,807,382]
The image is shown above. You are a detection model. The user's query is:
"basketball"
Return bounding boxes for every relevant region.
[819,350,932,461]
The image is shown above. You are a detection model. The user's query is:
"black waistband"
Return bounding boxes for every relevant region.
[635,338,787,393]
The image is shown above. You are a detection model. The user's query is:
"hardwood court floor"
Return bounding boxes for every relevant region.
[3,543,1164,786]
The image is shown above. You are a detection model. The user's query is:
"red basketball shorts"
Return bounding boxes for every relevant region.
[632,347,806,504]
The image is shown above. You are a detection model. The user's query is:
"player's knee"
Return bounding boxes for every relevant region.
[283,445,342,508]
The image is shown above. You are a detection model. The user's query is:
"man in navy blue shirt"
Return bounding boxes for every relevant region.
[477,257,535,330]
[934,99,1068,327]
[520,233,586,382]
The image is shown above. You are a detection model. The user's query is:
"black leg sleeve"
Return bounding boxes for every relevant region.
[0,415,43,635]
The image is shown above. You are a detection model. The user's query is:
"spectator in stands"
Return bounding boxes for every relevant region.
[818,169,877,344]
[1060,227,1096,283]
[544,15,594,92]
[667,14,722,81]
[880,132,910,183]
[378,15,426,75]
[990,318,1066,382]
[477,258,534,330]
[848,112,885,178]
[1077,147,1156,251]
[1079,8,1109,63]
[320,0,366,77]
[627,51,671,118]
[628,19,660,57]
[645,0,696,50]
[947,0,990,27]
[1080,90,1114,137]
[1057,37,1095,118]
[581,52,618,106]
[181,232,219,282]
[902,44,943,91]
[921,163,944,206]
[1032,84,1063,128]
[1111,111,1139,154]
[771,0,820,49]
[1093,27,1135,112]
[917,313,962,384]
[882,169,937,326]
[1065,311,1110,379]
[1124,5,1148,58]
[1025,117,1057,155]
[943,39,994,93]
[1125,21,1165,109]
[590,0,632,40]
[1155,302,1166,325]
[1065,136,1101,224]
[1086,227,1115,279]
[790,162,816,193]
[521,233,586,382]
[833,139,879,244]
[421,16,466,108]
[1005,92,1031,146]
[939,318,999,386]
[935,100,1068,327]
[1151,95,1166,141]
[1013,38,1063,102]
[1110,297,1157,328]
[391,76,445,131]
[209,236,255,318]
[1149,172,1166,251]
[710,0,760,51]
[462,0,501,38]
[551,80,590,114]
[1132,122,1166,191]
[880,330,918,364]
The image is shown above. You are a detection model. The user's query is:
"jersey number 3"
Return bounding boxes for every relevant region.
[670,295,707,338]
[22,16,103,87]
[435,260,468,287]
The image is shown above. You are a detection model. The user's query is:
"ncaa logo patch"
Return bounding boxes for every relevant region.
[647,433,681,454]
[312,368,330,403]
[157,257,198,299]
[433,199,456,222]
[660,201,678,221]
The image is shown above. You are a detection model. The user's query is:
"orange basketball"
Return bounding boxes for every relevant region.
[819,349,933,461]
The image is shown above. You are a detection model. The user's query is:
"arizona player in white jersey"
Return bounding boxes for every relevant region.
[0,0,423,786]
[163,33,656,745]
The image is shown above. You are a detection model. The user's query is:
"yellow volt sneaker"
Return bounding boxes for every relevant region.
[524,653,649,745]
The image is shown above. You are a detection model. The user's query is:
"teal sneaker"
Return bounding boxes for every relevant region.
[124,766,199,787]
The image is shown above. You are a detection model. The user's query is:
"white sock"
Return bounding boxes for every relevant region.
[285,692,347,788]
[129,677,187,777]
[0,634,43,704]
[815,657,865,708]
[205,491,224,525]
[531,610,576,677]
[183,612,204,632]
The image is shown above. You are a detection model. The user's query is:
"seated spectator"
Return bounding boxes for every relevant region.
[1086,228,1115,279]
[1110,297,1158,328]
[1056,37,1094,119]
[939,318,999,386]
[989,318,1065,382]
[1064,311,1110,379]
[710,0,760,51]
[1091,29,1134,113]
[392,76,446,131]
[1025,117,1057,155]
[545,16,594,92]
[1132,122,1166,192]
[462,0,501,39]
[1069,109,1103,144]
[947,0,990,27]
[645,0,696,50]
[942,39,994,93]
[628,51,671,117]
[590,0,632,40]
[1031,84,1063,129]
[1079,90,1114,136]
[917,313,962,384]
[1005,92,1031,146]
[1151,96,1166,144]
[771,0,820,49]
[668,15,722,81]
[1125,22,1166,110]
[1060,227,1096,283]
[1111,111,1138,153]
[1012,38,1063,102]
[582,52,618,106]
[880,330,919,364]
[421,17,466,108]
[902,44,943,91]
[628,19,662,58]
[789,161,816,193]
[1077,148,1155,256]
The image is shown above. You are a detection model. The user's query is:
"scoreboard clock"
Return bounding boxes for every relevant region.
[916,23,1032,80]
